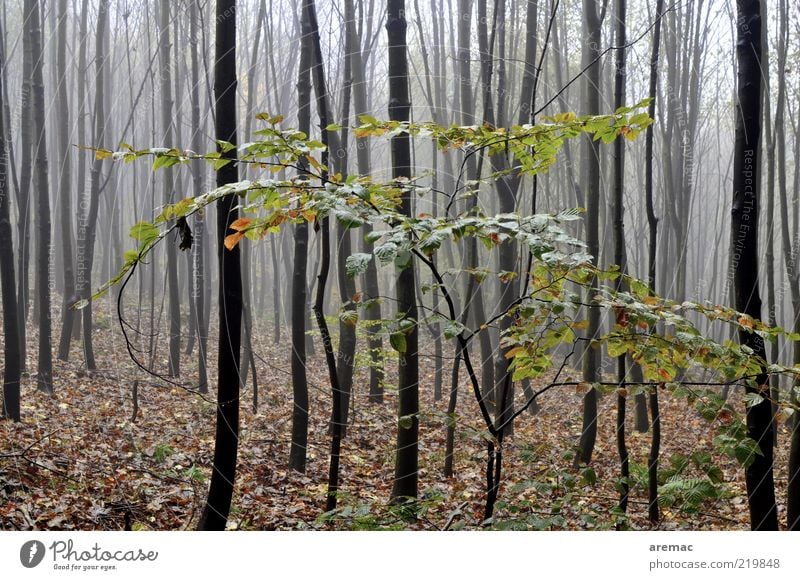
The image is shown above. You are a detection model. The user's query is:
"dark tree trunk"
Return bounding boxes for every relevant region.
[197,0,243,531]
[645,0,664,525]
[346,0,384,404]
[189,0,208,393]
[55,0,76,362]
[387,0,419,502]
[77,0,109,372]
[0,15,21,421]
[575,0,604,467]
[158,0,181,377]
[302,0,346,511]
[288,2,313,474]
[612,0,629,522]
[731,0,778,531]
[27,0,53,393]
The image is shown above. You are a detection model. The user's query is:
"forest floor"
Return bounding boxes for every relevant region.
[0,310,793,531]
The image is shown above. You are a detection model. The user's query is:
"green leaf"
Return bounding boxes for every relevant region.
[345,253,372,277]
[743,392,765,408]
[398,414,416,429]
[390,332,407,353]
[130,221,159,245]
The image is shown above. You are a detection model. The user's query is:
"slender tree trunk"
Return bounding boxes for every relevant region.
[288,3,313,474]
[387,0,419,502]
[612,0,629,522]
[158,0,181,377]
[55,0,76,361]
[198,0,243,531]
[645,0,664,524]
[575,0,604,467]
[189,0,208,393]
[0,14,21,421]
[335,0,358,436]
[346,0,384,403]
[731,0,778,531]
[77,0,109,372]
[26,0,53,393]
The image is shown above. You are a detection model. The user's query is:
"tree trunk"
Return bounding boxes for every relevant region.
[0,14,21,421]
[189,0,208,393]
[288,2,313,474]
[26,0,53,393]
[55,0,76,362]
[77,0,109,372]
[158,0,181,377]
[387,0,419,502]
[731,0,778,531]
[197,0,243,531]
[645,0,664,524]
[575,0,604,467]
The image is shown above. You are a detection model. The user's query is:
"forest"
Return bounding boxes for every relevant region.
[0,0,799,532]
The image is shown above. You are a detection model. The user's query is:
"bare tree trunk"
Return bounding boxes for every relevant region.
[288,3,312,474]
[574,0,604,467]
[388,0,419,502]
[0,14,21,420]
[158,0,181,377]
[55,0,76,362]
[731,0,777,531]
[197,0,242,531]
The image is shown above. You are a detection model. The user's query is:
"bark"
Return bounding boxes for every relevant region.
[645,0,664,524]
[189,0,209,393]
[77,0,109,371]
[731,0,778,531]
[0,15,21,421]
[197,0,243,531]
[302,0,346,511]
[288,3,313,474]
[387,0,419,502]
[346,0,384,403]
[158,0,181,377]
[27,0,53,393]
[55,0,76,361]
[575,0,604,467]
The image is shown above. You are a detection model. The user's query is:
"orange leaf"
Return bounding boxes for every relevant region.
[229,217,252,232]
[224,231,245,250]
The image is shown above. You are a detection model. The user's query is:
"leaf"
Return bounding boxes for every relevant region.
[743,392,765,408]
[230,217,253,232]
[224,231,245,250]
[390,332,407,353]
[339,310,359,327]
[398,414,416,429]
[130,221,159,245]
[176,217,193,251]
[345,253,372,278]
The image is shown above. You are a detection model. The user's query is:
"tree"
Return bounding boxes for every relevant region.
[574,0,605,467]
[55,0,77,362]
[189,0,209,393]
[76,0,109,371]
[387,0,419,502]
[26,0,53,393]
[158,0,181,377]
[288,1,313,474]
[0,13,21,421]
[197,0,243,531]
[644,0,665,524]
[731,0,778,531]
